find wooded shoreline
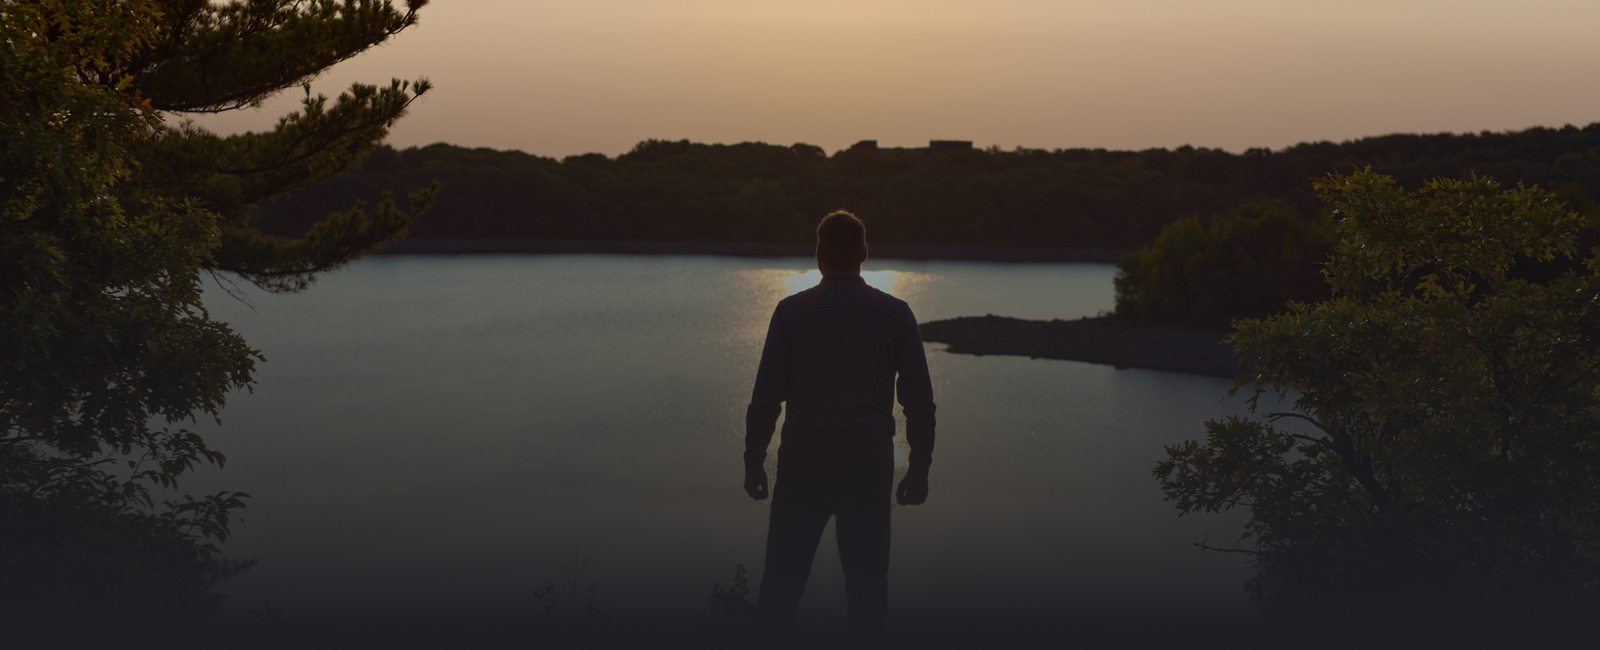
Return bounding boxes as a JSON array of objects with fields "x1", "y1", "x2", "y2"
[
  {"x1": 376, "y1": 238, "x2": 1133, "y2": 263},
  {"x1": 261, "y1": 127, "x2": 1600, "y2": 256}
]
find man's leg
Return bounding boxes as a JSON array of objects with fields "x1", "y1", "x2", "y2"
[
  {"x1": 835, "y1": 466, "x2": 893, "y2": 628},
  {"x1": 757, "y1": 471, "x2": 831, "y2": 629}
]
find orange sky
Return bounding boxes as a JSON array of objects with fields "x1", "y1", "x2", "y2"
[{"x1": 188, "y1": 0, "x2": 1600, "y2": 158}]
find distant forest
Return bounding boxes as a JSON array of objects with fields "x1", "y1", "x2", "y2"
[{"x1": 252, "y1": 124, "x2": 1600, "y2": 249}]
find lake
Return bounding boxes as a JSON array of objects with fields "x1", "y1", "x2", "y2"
[{"x1": 184, "y1": 253, "x2": 1255, "y2": 629}]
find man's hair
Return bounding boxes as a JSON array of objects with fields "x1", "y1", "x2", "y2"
[{"x1": 816, "y1": 211, "x2": 866, "y2": 270}]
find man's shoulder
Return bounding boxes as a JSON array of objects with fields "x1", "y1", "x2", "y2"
[
  {"x1": 870, "y1": 290, "x2": 915, "y2": 319},
  {"x1": 777, "y1": 282, "x2": 914, "y2": 321},
  {"x1": 854, "y1": 283, "x2": 913, "y2": 315}
]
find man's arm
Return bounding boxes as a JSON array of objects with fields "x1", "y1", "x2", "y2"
[
  {"x1": 897, "y1": 306, "x2": 936, "y2": 505},
  {"x1": 744, "y1": 308, "x2": 789, "y2": 500}
]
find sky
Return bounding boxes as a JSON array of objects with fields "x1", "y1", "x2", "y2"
[{"x1": 187, "y1": 0, "x2": 1600, "y2": 159}]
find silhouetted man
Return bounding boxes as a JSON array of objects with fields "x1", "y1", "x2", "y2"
[{"x1": 744, "y1": 210, "x2": 936, "y2": 630}]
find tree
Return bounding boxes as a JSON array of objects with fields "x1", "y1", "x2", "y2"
[
  {"x1": 1154, "y1": 170, "x2": 1600, "y2": 624},
  {"x1": 1, "y1": 0, "x2": 434, "y2": 624},
  {"x1": 1113, "y1": 200, "x2": 1332, "y2": 327}
]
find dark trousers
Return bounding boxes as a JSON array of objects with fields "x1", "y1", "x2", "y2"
[{"x1": 757, "y1": 466, "x2": 893, "y2": 629}]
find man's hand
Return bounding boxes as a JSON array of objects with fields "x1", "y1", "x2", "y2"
[
  {"x1": 744, "y1": 468, "x2": 769, "y2": 501},
  {"x1": 896, "y1": 475, "x2": 929, "y2": 505}
]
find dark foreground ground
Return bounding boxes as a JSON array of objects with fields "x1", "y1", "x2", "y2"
[{"x1": 920, "y1": 315, "x2": 1247, "y2": 379}]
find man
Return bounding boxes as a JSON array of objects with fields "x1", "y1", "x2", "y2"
[{"x1": 744, "y1": 210, "x2": 936, "y2": 629}]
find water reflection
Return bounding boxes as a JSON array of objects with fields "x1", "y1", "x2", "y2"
[
  {"x1": 732, "y1": 268, "x2": 933, "y2": 351},
  {"x1": 777, "y1": 269, "x2": 935, "y2": 302}
]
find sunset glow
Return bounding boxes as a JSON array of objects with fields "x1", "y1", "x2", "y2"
[{"x1": 189, "y1": 0, "x2": 1600, "y2": 158}]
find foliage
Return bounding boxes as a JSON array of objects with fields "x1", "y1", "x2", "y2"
[
  {"x1": 702, "y1": 564, "x2": 757, "y2": 626},
  {"x1": 525, "y1": 549, "x2": 628, "y2": 628},
  {"x1": 1113, "y1": 200, "x2": 1332, "y2": 326},
  {"x1": 1, "y1": 0, "x2": 433, "y2": 624},
  {"x1": 255, "y1": 124, "x2": 1600, "y2": 250},
  {"x1": 1154, "y1": 170, "x2": 1600, "y2": 623}
]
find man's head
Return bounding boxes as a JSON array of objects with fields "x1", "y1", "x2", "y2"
[{"x1": 816, "y1": 211, "x2": 867, "y2": 274}]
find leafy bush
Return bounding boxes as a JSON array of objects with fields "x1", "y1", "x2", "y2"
[
  {"x1": 1113, "y1": 200, "x2": 1332, "y2": 326},
  {"x1": 702, "y1": 564, "x2": 757, "y2": 626},
  {"x1": 0, "y1": 486, "x2": 253, "y2": 625},
  {"x1": 1155, "y1": 171, "x2": 1600, "y2": 624}
]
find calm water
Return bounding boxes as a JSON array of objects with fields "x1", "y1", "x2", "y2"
[{"x1": 185, "y1": 254, "x2": 1254, "y2": 628}]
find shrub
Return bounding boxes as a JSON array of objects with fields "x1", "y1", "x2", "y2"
[
  {"x1": 1113, "y1": 200, "x2": 1332, "y2": 326},
  {"x1": 1155, "y1": 171, "x2": 1600, "y2": 624}
]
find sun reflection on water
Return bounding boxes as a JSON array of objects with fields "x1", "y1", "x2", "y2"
[
  {"x1": 730, "y1": 267, "x2": 938, "y2": 351},
  {"x1": 781, "y1": 269, "x2": 925, "y2": 299}
]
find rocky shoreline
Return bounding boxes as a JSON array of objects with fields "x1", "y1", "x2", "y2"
[{"x1": 919, "y1": 315, "x2": 1248, "y2": 379}]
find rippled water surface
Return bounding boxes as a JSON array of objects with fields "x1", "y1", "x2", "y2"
[{"x1": 188, "y1": 254, "x2": 1253, "y2": 628}]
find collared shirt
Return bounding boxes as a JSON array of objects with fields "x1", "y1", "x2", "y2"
[{"x1": 745, "y1": 273, "x2": 936, "y2": 475}]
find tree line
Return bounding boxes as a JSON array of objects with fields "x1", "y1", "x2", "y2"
[{"x1": 253, "y1": 124, "x2": 1600, "y2": 249}]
